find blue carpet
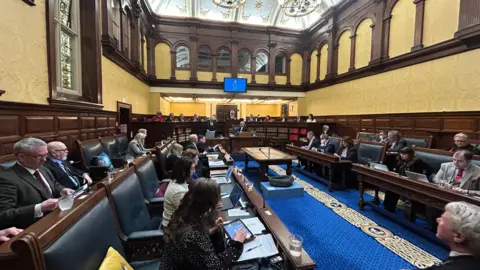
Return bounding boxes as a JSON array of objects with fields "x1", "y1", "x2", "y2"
[{"x1": 234, "y1": 161, "x2": 449, "y2": 270}]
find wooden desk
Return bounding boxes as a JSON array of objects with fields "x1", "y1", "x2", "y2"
[
  {"x1": 232, "y1": 169, "x2": 317, "y2": 270},
  {"x1": 352, "y1": 164, "x2": 480, "y2": 211},
  {"x1": 285, "y1": 145, "x2": 352, "y2": 191},
  {"x1": 230, "y1": 136, "x2": 261, "y2": 154},
  {"x1": 242, "y1": 147, "x2": 295, "y2": 181},
  {"x1": 206, "y1": 137, "x2": 230, "y2": 150}
]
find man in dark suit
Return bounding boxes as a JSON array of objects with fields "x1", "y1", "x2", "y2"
[
  {"x1": 165, "y1": 112, "x2": 175, "y2": 122},
  {"x1": 421, "y1": 201, "x2": 480, "y2": 270},
  {"x1": 298, "y1": 131, "x2": 320, "y2": 170},
  {"x1": 314, "y1": 134, "x2": 336, "y2": 154},
  {"x1": 387, "y1": 130, "x2": 407, "y2": 152},
  {"x1": 0, "y1": 138, "x2": 74, "y2": 230},
  {"x1": 184, "y1": 134, "x2": 199, "y2": 152},
  {"x1": 196, "y1": 135, "x2": 215, "y2": 153},
  {"x1": 234, "y1": 121, "x2": 248, "y2": 135},
  {"x1": 44, "y1": 141, "x2": 92, "y2": 190}
]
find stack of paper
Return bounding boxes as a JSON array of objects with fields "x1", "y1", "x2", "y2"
[
  {"x1": 237, "y1": 234, "x2": 279, "y2": 262},
  {"x1": 242, "y1": 217, "x2": 266, "y2": 235},
  {"x1": 209, "y1": 160, "x2": 225, "y2": 166},
  {"x1": 227, "y1": 209, "x2": 250, "y2": 217}
]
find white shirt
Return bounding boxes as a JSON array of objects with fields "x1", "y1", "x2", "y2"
[
  {"x1": 307, "y1": 137, "x2": 315, "y2": 149},
  {"x1": 306, "y1": 119, "x2": 316, "y2": 123},
  {"x1": 449, "y1": 251, "x2": 472, "y2": 257},
  {"x1": 162, "y1": 180, "x2": 189, "y2": 227},
  {"x1": 16, "y1": 162, "x2": 52, "y2": 218}
]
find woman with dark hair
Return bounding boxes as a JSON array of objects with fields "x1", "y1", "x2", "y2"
[
  {"x1": 162, "y1": 178, "x2": 247, "y2": 269},
  {"x1": 334, "y1": 136, "x2": 358, "y2": 162},
  {"x1": 183, "y1": 149, "x2": 210, "y2": 179},
  {"x1": 306, "y1": 114, "x2": 316, "y2": 123},
  {"x1": 264, "y1": 115, "x2": 273, "y2": 122},
  {"x1": 162, "y1": 157, "x2": 195, "y2": 228}
]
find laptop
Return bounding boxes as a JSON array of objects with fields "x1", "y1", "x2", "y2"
[
  {"x1": 405, "y1": 171, "x2": 430, "y2": 183},
  {"x1": 212, "y1": 167, "x2": 233, "y2": 184},
  {"x1": 370, "y1": 162, "x2": 389, "y2": 172},
  {"x1": 219, "y1": 183, "x2": 243, "y2": 211}
]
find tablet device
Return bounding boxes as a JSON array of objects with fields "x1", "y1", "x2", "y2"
[
  {"x1": 223, "y1": 219, "x2": 255, "y2": 242},
  {"x1": 405, "y1": 171, "x2": 429, "y2": 183}
]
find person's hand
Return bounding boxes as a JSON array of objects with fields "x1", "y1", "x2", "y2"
[
  {"x1": 311, "y1": 148, "x2": 318, "y2": 152},
  {"x1": 40, "y1": 198, "x2": 59, "y2": 212},
  {"x1": 333, "y1": 153, "x2": 339, "y2": 157},
  {"x1": 0, "y1": 227, "x2": 23, "y2": 243},
  {"x1": 60, "y1": 188, "x2": 75, "y2": 197},
  {"x1": 215, "y1": 217, "x2": 224, "y2": 228},
  {"x1": 83, "y1": 174, "x2": 93, "y2": 185},
  {"x1": 233, "y1": 228, "x2": 247, "y2": 243},
  {"x1": 452, "y1": 187, "x2": 468, "y2": 194}
]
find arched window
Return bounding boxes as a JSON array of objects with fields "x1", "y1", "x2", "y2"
[
  {"x1": 275, "y1": 54, "x2": 287, "y2": 74},
  {"x1": 111, "y1": 0, "x2": 121, "y2": 48},
  {"x1": 176, "y1": 45, "x2": 190, "y2": 68},
  {"x1": 238, "y1": 50, "x2": 251, "y2": 73},
  {"x1": 198, "y1": 45, "x2": 212, "y2": 70},
  {"x1": 217, "y1": 48, "x2": 231, "y2": 72},
  {"x1": 256, "y1": 52, "x2": 268, "y2": 73}
]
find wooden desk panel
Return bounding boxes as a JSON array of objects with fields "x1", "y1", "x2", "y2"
[
  {"x1": 242, "y1": 147, "x2": 295, "y2": 181},
  {"x1": 206, "y1": 137, "x2": 229, "y2": 150},
  {"x1": 230, "y1": 136, "x2": 261, "y2": 154}
]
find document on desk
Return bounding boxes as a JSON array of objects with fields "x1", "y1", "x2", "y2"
[
  {"x1": 209, "y1": 160, "x2": 225, "y2": 166},
  {"x1": 228, "y1": 208, "x2": 250, "y2": 217},
  {"x1": 241, "y1": 217, "x2": 266, "y2": 235},
  {"x1": 237, "y1": 234, "x2": 278, "y2": 262}
]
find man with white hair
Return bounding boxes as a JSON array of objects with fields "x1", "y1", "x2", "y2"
[
  {"x1": 184, "y1": 134, "x2": 199, "y2": 151},
  {"x1": 0, "y1": 138, "x2": 74, "y2": 230},
  {"x1": 448, "y1": 133, "x2": 480, "y2": 155},
  {"x1": 44, "y1": 141, "x2": 92, "y2": 190},
  {"x1": 423, "y1": 201, "x2": 480, "y2": 269}
]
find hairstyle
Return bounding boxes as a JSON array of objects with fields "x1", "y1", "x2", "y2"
[
  {"x1": 388, "y1": 130, "x2": 400, "y2": 138},
  {"x1": 198, "y1": 134, "x2": 205, "y2": 141},
  {"x1": 378, "y1": 130, "x2": 387, "y2": 135},
  {"x1": 156, "y1": 111, "x2": 162, "y2": 115},
  {"x1": 454, "y1": 133, "x2": 468, "y2": 140},
  {"x1": 444, "y1": 201, "x2": 480, "y2": 255},
  {"x1": 307, "y1": 131, "x2": 315, "y2": 137},
  {"x1": 138, "y1": 128, "x2": 147, "y2": 134},
  {"x1": 13, "y1": 138, "x2": 47, "y2": 154},
  {"x1": 182, "y1": 148, "x2": 199, "y2": 159},
  {"x1": 188, "y1": 134, "x2": 197, "y2": 142},
  {"x1": 164, "y1": 178, "x2": 221, "y2": 245},
  {"x1": 239, "y1": 121, "x2": 245, "y2": 125},
  {"x1": 265, "y1": 115, "x2": 271, "y2": 119},
  {"x1": 454, "y1": 150, "x2": 474, "y2": 161},
  {"x1": 169, "y1": 143, "x2": 183, "y2": 157},
  {"x1": 342, "y1": 136, "x2": 354, "y2": 148},
  {"x1": 170, "y1": 157, "x2": 194, "y2": 184},
  {"x1": 323, "y1": 125, "x2": 329, "y2": 130},
  {"x1": 308, "y1": 114, "x2": 313, "y2": 119},
  {"x1": 399, "y1": 147, "x2": 414, "y2": 156},
  {"x1": 320, "y1": 134, "x2": 329, "y2": 140}
]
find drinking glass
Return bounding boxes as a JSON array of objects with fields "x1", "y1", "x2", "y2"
[
  {"x1": 245, "y1": 181, "x2": 254, "y2": 192},
  {"x1": 438, "y1": 180, "x2": 451, "y2": 189},
  {"x1": 288, "y1": 234, "x2": 303, "y2": 257},
  {"x1": 107, "y1": 171, "x2": 115, "y2": 181},
  {"x1": 58, "y1": 195, "x2": 74, "y2": 211}
]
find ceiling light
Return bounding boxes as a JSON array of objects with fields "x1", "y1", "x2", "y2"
[
  {"x1": 278, "y1": 0, "x2": 319, "y2": 17},
  {"x1": 197, "y1": 98, "x2": 228, "y2": 102},
  {"x1": 168, "y1": 97, "x2": 194, "y2": 102},
  {"x1": 231, "y1": 99, "x2": 256, "y2": 103},
  {"x1": 212, "y1": 0, "x2": 246, "y2": 9}
]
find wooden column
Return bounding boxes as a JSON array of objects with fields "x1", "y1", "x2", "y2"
[
  {"x1": 349, "y1": 34, "x2": 356, "y2": 72},
  {"x1": 147, "y1": 36, "x2": 155, "y2": 77},
  {"x1": 251, "y1": 56, "x2": 256, "y2": 84},
  {"x1": 315, "y1": 50, "x2": 321, "y2": 82},
  {"x1": 412, "y1": 0, "x2": 426, "y2": 51},
  {"x1": 454, "y1": 0, "x2": 480, "y2": 41},
  {"x1": 212, "y1": 54, "x2": 218, "y2": 82},
  {"x1": 325, "y1": 11, "x2": 338, "y2": 79},
  {"x1": 170, "y1": 50, "x2": 176, "y2": 80},
  {"x1": 268, "y1": 44, "x2": 276, "y2": 84},
  {"x1": 231, "y1": 40, "x2": 238, "y2": 78},
  {"x1": 302, "y1": 45, "x2": 310, "y2": 85},
  {"x1": 382, "y1": 16, "x2": 392, "y2": 60},
  {"x1": 189, "y1": 35, "x2": 198, "y2": 81},
  {"x1": 370, "y1": 0, "x2": 385, "y2": 65},
  {"x1": 286, "y1": 58, "x2": 291, "y2": 86}
]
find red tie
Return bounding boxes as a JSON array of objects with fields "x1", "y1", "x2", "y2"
[{"x1": 454, "y1": 169, "x2": 463, "y2": 183}]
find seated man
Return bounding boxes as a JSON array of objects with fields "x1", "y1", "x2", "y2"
[
  {"x1": 192, "y1": 113, "x2": 200, "y2": 122},
  {"x1": 423, "y1": 201, "x2": 480, "y2": 269},
  {"x1": 376, "y1": 130, "x2": 388, "y2": 143},
  {"x1": 165, "y1": 112, "x2": 176, "y2": 122},
  {"x1": 151, "y1": 111, "x2": 164, "y2": 122},
  {"x1": 386, "y1": 130, "x2": 407, "y2": 153},
  {"x1": 184, "y1": 134, "x2": 199, "y2": 152},
  {"x1": 314, "y1": 134, "x2": 336, "y2": 154},
  {"x1": 0, "y1": 138, "x2": 74, "y2": 230},
  {"x1": 434, "y1": 150, "x2": 480, "y2": 191},
  {"x1": 44, "y1": 141, "x2": 92, "y2": 190},
  {"x1": 322, "y1": 125, "x2": 338, "y2": 137},
  {"x1": 448, "y1": 133, "x2": 480, "y2": 155},
  {"x1": 298, "y1": 131, "x2": 320, "y2": 169},
  {"x1": 247, "y1": 114, "x2": 256, "y2": 122},
  {"x1": 196, "y1": 135, "x2": 214, "y2": 153},
  {"x1": 234, "y1": 121, "x2": 248, "y2": 134}
]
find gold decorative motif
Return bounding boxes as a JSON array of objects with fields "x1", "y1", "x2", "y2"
[
  {"x1": 200, "y1": 6, "x2": 210, "y2": 16},
  {"x1": 242, "y1": 13, "x2": 251, "y2": 21},
  {"x1": 261, "y1": 15, "x2": 269, "y2": 23},
  {"x1": 255, "y1": 0, "x2": 264, "y2": 9},
  {"x1": 221, "y1": 10, "x2": 230, "y2": 19},
  {"x1": 176, "y1": 5, "x2": 187, "y2": 14},
  {"x1": 268, "y1": 165, "x2": 441, "y2": 268}
]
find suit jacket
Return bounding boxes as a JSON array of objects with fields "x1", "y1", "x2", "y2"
[
  {"x1": 422, "y1": 255, "x2": 479, "y2": 270},
  {"x1": 0, "y1": 163, "x2": 65, "y2": 229},
  {"x1": 234, "y1": 126, "x2": 248, "y2": 134},
  {"x1": 165, "y1": 117, "x2": 175, "y2": 122},
  {"x1": 43, "y1": 158, "x2": 87, "y2": 189},
  {"x1": 125, "y1": 140, "x2": 148, "y2": 160},
  {"x1": 336, "y1": 147, "x2": 358, "y2": 163},
  {"x1": 387, "y1": 138, "x2": 407, "y2": 152},
  {"x1": 207, "y1": 121, "x2": 217, "y2": 131},
  {"x1": 395, "y1": 157, "x2": 429, "y2": 177},
  {"x1": 448, "y1": 144, "x2": 480, "y2": 155},
  {"x1": 317, "y1": 141, "x2": 336, "y2": 154},
  {"x1": 433, "y1": 162, "x2": 480, "y2": 190},
  {"x1": 306, "y1": 138, "x2": 320, "y2": 150},
  {"x1": 184, "y1": 142, "x2": 199, "y2": 152}
]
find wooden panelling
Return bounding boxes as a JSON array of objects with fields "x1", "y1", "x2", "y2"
[
  {"x1": 443, "y1": 118, "x2": 476, "y2": 132},
  {"x1": 25, "y1": 116, "x2": 55, "y2": 135},
  {"x1": 361, "y1": 119, "x2": 374, "y2": 127},
  {"x1": 348, "y1": 119, "x2": 360, "y2": 126},
  {"x1": 415, "y1": 118, "x2": 442, "y2": 131},
  {"x1": 0, "y1": 116, "x2": 19, "y2": 136},
  {"x1": 393, "y1": 118, "x2": 414, "y2": 129},
  {"x1": 375, "y1": 119, "x2": 391, "y2": 128},
  {"x1": 58, "y1": 117, "x2": 78, "y2": 131}
]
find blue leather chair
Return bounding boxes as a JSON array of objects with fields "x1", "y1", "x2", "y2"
[
  {"x1": 101, "y1": 136, "x2": 126, "y2": 168},
  {"x1": 133, "y1": 156, "x2": 166, "y2": 216},
  {"x1": 329, "y1": 137, "x2": 341, "y2": 151},
  {"x1": 0, "y1": 154, "x2": 17, "y2": 170},
  {"x1": 357, "y1": 141, "x2": 386, "y2": 165},
  {"x1": 402, "y1": 135, "x2": 432, "y2": 148},
  {"x1": 356, "y1": 132, "x2": 378, "y2": 142},
  {"x1": 414, "y1": 148, "x2": 453, "y2": 179},
  {"x1": 115, "y1": 134, "x2": 129, "y2": 156},
  {"x1": 76, "y1": 138, "x2": 110, "y2": 181}
]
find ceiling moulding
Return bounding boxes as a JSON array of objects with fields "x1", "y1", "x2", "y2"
[{"x1": 151, "y1": 87, "x2": 306, "y2": 98}]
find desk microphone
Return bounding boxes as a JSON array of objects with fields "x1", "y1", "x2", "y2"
[{"x1": 259, "y1": 148, "x2": 270, "y2": 158}]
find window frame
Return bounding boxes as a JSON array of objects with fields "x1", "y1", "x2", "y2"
[
  {"x1": 274, "y1": 54, "x2": 287, "y2": 75},
  {"x1": 216, "y1": 48, "x2": 231, "y2": 73},
  {"x1": 175, "y1": 45, "x2": 191, "y2": 70},
  {"x1": 237, "y1": 50, "x2": 251, "y2": 74},
  {"x1": 255, "y1": 51, "x2": 269, "y2": 74},
  {"x1": 197, "y1": 45, "x2": 213, "y2": 71}
]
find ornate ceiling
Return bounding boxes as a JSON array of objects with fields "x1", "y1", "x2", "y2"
[{"x1": 146, "y1": 0, "x2": 342, "y2": 30}]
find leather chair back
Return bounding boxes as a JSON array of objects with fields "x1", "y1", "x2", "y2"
[
  {"x1": 43, "y1": 198, "x2": 124, "y2": 270},
  {"x1": 0, "y1": 154, "x2": 17, "y2": 170},
  {"x1": 472, "y1": 158, "x2": 480, "y2": 167},
  {"x1": 134, "y1": 156, "x2": 160, "y2": 201},
  {"x1": 402, "y1": 135, "x2": 432, "y2": 148},
  {"x1": 357, "y1": 132, "x2": 377, "y2": 142},
  {"x1": 110, "y1": 172, "x2": 152, "y2": 235},
  {"x1": 414, "y1": 148, "x2": 452, "y2": 174},
  {"x1": 115, "y1": 134, "x2": 129, "y2": 155},
  {"x1": 357, "y1": 142, "x2": 386, "y2": 165},
  {"x1": 329, "y1": 137, "x2": 341, "y2": 150},
  {"x1": 77, "y1": 139, "x2": 105, "y2": 170},
  {"x1": 101, "y1": 136, "x2": 119, "y2": 158},
  {"x1": 155, "y1": 146, "x2": 169, "y2": 180}
]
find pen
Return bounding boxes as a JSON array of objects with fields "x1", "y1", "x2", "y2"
[{"x1": 246, "y1": 244, "x2": 262, "y2": 252}]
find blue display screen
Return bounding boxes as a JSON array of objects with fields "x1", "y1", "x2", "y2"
[
  {"x1": 224, "y1": 220, "x2": 252, "y2": 239},
  {"x1": 224, "y1": 78, "x2": 247, "y2": 93}
]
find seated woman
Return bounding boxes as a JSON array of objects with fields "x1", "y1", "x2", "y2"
[
  {"x1": 334, "y1": 136, "x2": 358, "y2": 162},
  {"x1": 125, "y1": 132, "x2": 148, "y2": 161},
  {"x1": 162, "y1": 157, "x2": 195, "y2": 228},
  {"x1": 306, "y1": 114, "x2": 316, "y2": 123},
  {"x1": 162, "y1": 178, "x2": 247, "y2": 269},
  {"x1": 166, "y1": 143, "x2": 183, "y2": 172},
  {"x1": 182, "y1": 149, "x2": 209, "y2": 179},
  {"x1": 264, "y1": 115, "x2": 274, "y2": 122}
]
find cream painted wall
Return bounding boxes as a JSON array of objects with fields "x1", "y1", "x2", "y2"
[
  {"x1": 0, "y1": 0, "x2": 49, "y2": 104},
  {"x1": 288, "y1": 100, "x2": 298, "y2": 117},
  {"x1": 319, "y1": 45, "x2": 328, "y2": 80},
  {"x1": 160, "y1": 97, "x2": 170, "y2": 114},
  {"x1": 290, "y1": 54, "x2": 303, "y2": 85},
  {"x1": 246, "y1": 104, "x2": 281, "y2": 117},
  {"x1": 310, "y1": 50, "x2": 318, "y2": 83},
  {"x1": 389, "y1": 0, "x2": 416, "y2": 58},
  {"x1": 170, "y1": 102, "x2": 206, "y2": 116},
  {"x1": 354, "y1": 19, "x2": 372, "y2": 69},
  {"x1": 155, "y1": 43, "x2": 171, "y2": 79},
  {"x1": 337, "y1": 31, "x2": 351, "y2": 74},
  {"x1": 423, "y1": 0, "x2": 460, "y2": 47}
]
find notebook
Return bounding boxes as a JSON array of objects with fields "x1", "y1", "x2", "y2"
[{"x1": 212, "y1": 167, "x2": 233, "y2": 184}]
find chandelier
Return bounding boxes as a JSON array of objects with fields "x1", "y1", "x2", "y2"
[
  {"x1": 278, "y1": 0, "x2": 319, "y2": 17},
  {"x1": 212, "y1": 0, "x2": 246, "y2": 9}
]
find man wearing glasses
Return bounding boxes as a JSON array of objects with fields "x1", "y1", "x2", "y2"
[
  {"x1": 0, "y1": 138, "x2": 74, "y2": 230},
  {"x1": 44, "y1": 141, "x2": 92, "y2": 190},
  {"x1": 448, "y1": 133, "x2": 480, "y2": 155}
]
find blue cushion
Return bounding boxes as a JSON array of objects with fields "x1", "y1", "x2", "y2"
[
  {"x1": 130, "y1": 260, "x2": 161, "y2": 270},
  {"x1": 91, "y1": 152, "x2": 114, "y2": 170}
]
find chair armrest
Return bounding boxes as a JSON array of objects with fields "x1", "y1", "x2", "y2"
[
  {"x1": 127, "y1": 230, "x2": 164, "y2": 240},
  {"x1": 149, "y1": 197, "x2": 164, "y2": 204},
  {"x1": 87, "y1": 166, "x2": 110, "y2": 181},
  {"x1": 124, "y1": 230, "x2": 164, "y2": 261}
]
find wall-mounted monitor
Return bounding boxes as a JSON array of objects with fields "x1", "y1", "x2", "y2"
[{"x1": 224, "y1": 78, "x2": 247, "y2": 93}]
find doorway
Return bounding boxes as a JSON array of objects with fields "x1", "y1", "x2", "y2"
[
  {"x1": 216, "y1": 104, "x2": 238, "y2": 121},
  {"x1": 117, "y1": 101, "x2": 132, "y2": 138},
  {"x1": 281, "y1": 104, "x2": 288, "y2": 117}
]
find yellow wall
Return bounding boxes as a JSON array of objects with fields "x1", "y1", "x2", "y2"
[
  {"x1": 288, "y1": 100, "x2": 298, "y2": 117},
  {"x1": 0, "y1": 0, "x2": 49, "y2": 104},
  {"x1": 198, "y1": 71, "x2": 212, "y2": 81},
  {"x1": 290, "y1": 53, "x2": 303, "y2": 85},
  {"x1": 275, "y1": 75, "x2": 287, "y2": 85},
  {"x1": 217, "y1": 72, "x2": 232, "y2": 82},
  {"x1": 337, "y1": 30, "x2": 351, "y2": 74},
  {"x1": 176, "y1": 70, "x2": 191, "y2": 80},
  {"x1": 155, "y1": 43, "x2": 171, "y2": 79},
  {"x1": 239, "y1": 74, "x2": 252, "y2": 83},
  {"x1": 319, "y1": 45, "x2": 328, "y2": 80},
  {"x1": 423, "y1": 0, "x2": 460, "y2": 47},
  {"x1": 298, "y1": 49, "x2": 480, "y2": 115},
  {"x1": 255, "y1": 74, "x2": 269, "y2": 84},
  {"x1": 149, "y1": 93, "x2": 160, "y2": 114},
  {"x1": 389, "y1": 0, "x2": 415, "y2": 58},
  {"x1": 310, "y1": 50, "x2": 318, "y2": 83},
  {"x1": 160, "y1": 97, "x2": 171, "y2": 114},
  {"x1": 354, "y1": 19, "x2": 372, "y2": 69},
  {"x1": 246, "y1": 104, "x2": 281, "y2": 117},
  {"x1": 170, "y1": 102, "x2": 206, "y2": 116},
  {"x1": 102, "y1": 57, "x2": 151, "y2": 114}
]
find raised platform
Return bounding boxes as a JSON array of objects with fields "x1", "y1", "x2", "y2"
[{"x1": 260, "y1": 181, "x2": 304, "y2": 200}]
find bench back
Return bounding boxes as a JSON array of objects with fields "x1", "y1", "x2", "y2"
[{"x1": 357, "y1": 141, "x2": 387, "y2": 165}]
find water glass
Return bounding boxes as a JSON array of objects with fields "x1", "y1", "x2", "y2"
[
  {"x1": 107, "y1": 171, "x2": 115, "y2": 181},
  {"x1": 58, "y1": 195, "x2": 74, "y2": 211},
  {"x1": 438, "y1": 180, "x2": 451, "y2": 189},
  {"x1": 245, "y1": 181, "x2": 254, "y2": 192},
  {"x1": 288, "y1": 234, "x2": 303, "y2": 257}
]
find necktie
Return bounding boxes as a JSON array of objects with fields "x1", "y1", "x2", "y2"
[
  {"x1": 59, "y1": 162, "x2": 79, "y2": 187},
  {"x1": 454, "y1": 169, "x2": 464, "y2": 182},
  {"x1": 33, "y1": 170, "x2": 52, "y2": 198}
]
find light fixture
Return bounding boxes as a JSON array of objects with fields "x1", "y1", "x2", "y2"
[
  {"x1": 278, "y1": 0, "x2": 319, "y2": 17},
  {"x1": 167, "y1": 97, "x2": 194, "y2": 102},
  {"x1": 197, "y1": 98, "x2": 228, "y2": 102},
  {"x1": 264, "y1": 99, "x2": 286, "y2": 103},
  {"x1": 212, "y1": 0, "x2": 246, "y2": 9},
  {"x1": 231, "y1": 99, "x2": 257, "y2": 103}
]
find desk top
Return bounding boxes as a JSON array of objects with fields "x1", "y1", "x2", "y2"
[
  {"x1": 286, "y1": 145, "x2": 352, "y2": 164},
  {"x1": 242, "y1": 147, "x2": 295, "y2": 161}
]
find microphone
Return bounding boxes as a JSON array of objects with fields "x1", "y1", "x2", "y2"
[{"x1": 259, "y1": 148, "x2": 269, "y2": 158}]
